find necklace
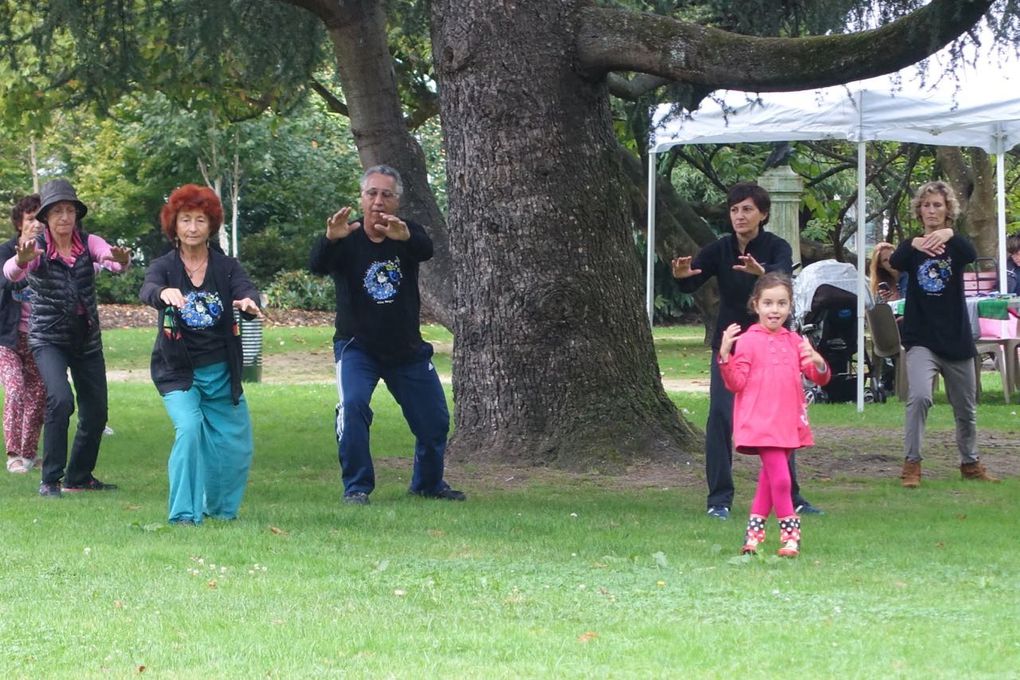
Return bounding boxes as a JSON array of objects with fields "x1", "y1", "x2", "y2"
[{"x1": 183, "y1": 258, "x2": 208, "y2": 278}]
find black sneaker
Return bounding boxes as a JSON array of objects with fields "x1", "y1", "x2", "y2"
[
  {"x1": 39, "y1": 482, "x2": 62, "y2": 498},
  {"x1": 795, "y1": 502, "x2": 824, "y2": 515},
  {"x1": 169, "y1": 518, "x2": 197, "y2": 526},
  {"x1": 342, "y1": 491, "x2": 370, "y2": 505},
  {"x1": 409, "y1": 486, "x2": 467, "y2": 501},
  {"x1": 62, "y1": 477, "x2": 118, "y2": 492}
]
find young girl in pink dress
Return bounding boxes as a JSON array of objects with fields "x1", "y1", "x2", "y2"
[{"x1": 718, "y1": 272, "x2": 829, "y2": 557}]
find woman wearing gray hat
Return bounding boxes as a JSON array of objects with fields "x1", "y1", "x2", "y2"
[{"x1": 2, "y1": 178, "x2": 131, "y2": 497}]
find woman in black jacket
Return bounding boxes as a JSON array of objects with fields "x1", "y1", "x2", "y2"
[
  {"x1": 139, "y1": 184, "x2": 262, "y2": 526},
  {"x1": 3, "y1": 179, "x2": 131, "y2": 497},
  {"x1": 0, "y1": 195, "x2": 46, "y2": 473}
]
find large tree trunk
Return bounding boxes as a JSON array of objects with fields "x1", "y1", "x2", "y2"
[
  {"x1": 306, "y1": 1, "x2": 455, "y2": 325},
  {"x1": 938, "y1": 146, "x2": 998, "y2": 258},
  {"x1": 431, "y1": 1, "x2": 698, "y2": 469}
]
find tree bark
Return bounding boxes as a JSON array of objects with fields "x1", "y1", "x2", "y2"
[
  {"x1": 431, "y1": 1, "x2": 699, "y2": 468},
  {"x1": 938, "y1": 146, "x2": 997, "y2": 258}
]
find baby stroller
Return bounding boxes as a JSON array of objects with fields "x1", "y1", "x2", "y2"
[{"x1": 793, "y1": 260, "x2": 882, "y2": 403}]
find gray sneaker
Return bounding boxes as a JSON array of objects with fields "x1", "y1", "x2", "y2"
[{"x1": 343, "y1": 491, "x2": 370, "y2": 506}]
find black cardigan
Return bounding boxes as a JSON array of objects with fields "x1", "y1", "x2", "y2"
[{"x1": 139, "y1": 248, "x2": 260, "y2": 404}]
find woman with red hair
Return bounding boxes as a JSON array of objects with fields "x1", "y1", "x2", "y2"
[{"x1": 140, "y1": 184, "x2": 262, "y2": 526}]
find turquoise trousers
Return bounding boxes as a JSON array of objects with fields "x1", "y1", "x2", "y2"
[{"x1": 162, "y1": 362, "x2": 253, "y2": 524}]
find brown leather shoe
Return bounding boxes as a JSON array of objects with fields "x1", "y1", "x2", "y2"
[
  {"x1": 901, "y1": 460, "x2": 921, "y2": 488},
  {"x1": 960, "y1": 461, "x2": 999, "y2": 482}
]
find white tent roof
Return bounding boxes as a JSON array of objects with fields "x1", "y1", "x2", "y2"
[{"x1": 651, "y1": 87, "x2": 1020, "y2": 153}]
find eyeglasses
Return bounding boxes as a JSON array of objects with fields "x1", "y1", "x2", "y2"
[{"x1": 362, "y1": 188, "x2": 398, "y2": 200}]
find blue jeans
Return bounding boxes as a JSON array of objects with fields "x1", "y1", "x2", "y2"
[
  {"x1": 162, "y1": 362, "x2": 253, "y2": 523},
  {"x1": 334, "y1": 339, "x2": 449, "y2": 496}
]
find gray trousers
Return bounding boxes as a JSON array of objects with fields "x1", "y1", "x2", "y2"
[{"x1": 904, "y1": 346, "x2": 979, "y2": 464}]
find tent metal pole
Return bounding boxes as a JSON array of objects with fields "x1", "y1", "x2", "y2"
[
  {"x1": 856, "y1": 140, "x2": 867, "y2": 413},
  {"x1": 646, "y1": 151, "x2": 658, "y2": 326},
  {"x1": 996, "y1": 132, "x2": 1007, "y2": 294}
]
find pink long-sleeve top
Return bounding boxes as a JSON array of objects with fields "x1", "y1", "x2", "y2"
[
  {"x1": 3, "y1": 229, "x2": 127, "y2": 333},
  {"x1": 718, "y1": 323, "x2": 830, "y2": 454}
]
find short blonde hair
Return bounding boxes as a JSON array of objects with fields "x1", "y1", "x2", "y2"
[{"x1": 911, "y1": 180, "x2": 960, "y2": 225}]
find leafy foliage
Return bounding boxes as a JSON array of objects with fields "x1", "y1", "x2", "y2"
[{"x1": 263, "y1": 269, "x2": 333, "y2": 311}]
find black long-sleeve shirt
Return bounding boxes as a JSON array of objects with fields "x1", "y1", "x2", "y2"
[
  {"x1": 889, "y1": 234, "x2": 977, "y2": 360},
  {"x1": 675, "y1": 230, "x2": 793, "y2": 350}
]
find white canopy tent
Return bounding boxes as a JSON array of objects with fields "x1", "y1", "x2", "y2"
[{"x1": 647, "y1": 83, "x2": 1020, "y2": 411}]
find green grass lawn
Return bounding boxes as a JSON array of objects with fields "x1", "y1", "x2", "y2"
[{"x1": 1, "y1": 326, "x2": 1018, "y2": 677}]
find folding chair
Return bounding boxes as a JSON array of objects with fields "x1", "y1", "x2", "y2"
[{"x1": 865, "y1": 302, "x2": 907, "y2": 402}]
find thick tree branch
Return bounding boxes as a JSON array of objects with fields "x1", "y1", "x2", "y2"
[
  {"x1": 309, "y1": 77, "x2": 349, "y2": 116},
  {"x1": 607, "y1": 73, "x2": 670, "y2": 100},
  {"x1": 576, "y1": 0, "x2": 993, "y2": 91}
]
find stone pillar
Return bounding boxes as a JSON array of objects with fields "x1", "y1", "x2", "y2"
[{"x1": 758, "y1": 166, "x2": 804, "y2": 270}]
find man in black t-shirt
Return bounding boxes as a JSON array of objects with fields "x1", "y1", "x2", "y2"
[
  {"x1": 310, "y1": 165, "x2": 464, "y2": 505},
  {"x1": 672, "y1": 182, "x2": 819, "y2": 519}
]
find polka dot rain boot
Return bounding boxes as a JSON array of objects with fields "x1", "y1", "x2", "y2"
[
  {"x1": 777, "y1": 515, "x2": 801, "y2": 558},
  {"x1": 741, "y1": 514, "x2": 767, "y2": 555}
]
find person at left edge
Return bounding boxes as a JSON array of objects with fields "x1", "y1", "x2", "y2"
[
  {"x1": 309, "y1": 164, "x2": 464, "y2": 505},
  {"x1": 1, "y1": 194, "x2": 46, "y2": 474},
  {"x1": 139, "y1": 184, "x2": 262, "y2": 526},
  {"x1": 2, "y1": 179, "x2": 130, "y2": 497}
]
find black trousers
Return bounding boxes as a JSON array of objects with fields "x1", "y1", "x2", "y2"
[
  {"x1": 705, "y1": 354, "x2": 809, "y2": 510},
  {"x1": 32, "y1": 344, "x2": 109, "y2": 486}
]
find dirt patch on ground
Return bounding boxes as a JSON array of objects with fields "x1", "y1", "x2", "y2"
[{"x1": 362, "y1": 426, "x2": 1018, "y2": 494}]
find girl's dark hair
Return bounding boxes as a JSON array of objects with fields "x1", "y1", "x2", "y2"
[{"x1": 747, "y1": 271, "x2": 794, "y2": 315}]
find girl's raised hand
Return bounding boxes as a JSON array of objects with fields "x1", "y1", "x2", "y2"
[
  {"x1": 719, "y1": 323, "x2": 742, "y2": 360},
  {"x1": 799, "y1": 337, "x2": 826, "y2": 371}
]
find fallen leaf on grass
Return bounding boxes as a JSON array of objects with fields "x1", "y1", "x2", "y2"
[
  {"x1": 577, "y1": 631, "x2": 599, "y2": 643},
  {"x1": 207, "y1": 579, "x2": 217, "y2": 589},
  {"x1": 269, "y1": 526, "x2": 288, "y2": 536}
]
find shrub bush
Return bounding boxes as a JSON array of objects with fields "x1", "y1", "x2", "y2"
[
  {"x1": 264, "y1": 269, "x2": 334, "y2": 310},
  {"x1": 95, "y1": 265, "x2": 147, "y2": 304}
]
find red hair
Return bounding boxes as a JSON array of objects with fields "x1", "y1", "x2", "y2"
[{"x1": 160, "y1": 184, "x2": 224, "y2": 241}]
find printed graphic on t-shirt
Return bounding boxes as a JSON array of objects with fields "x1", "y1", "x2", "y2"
[
  {"x1": 916, "y1": 257, "x2": 951, "y2": 294},
  {"x1": 363, "y1": 259, "x2": 402, "y2": 303},
  {"x1": 180, "y1": 291, "x2": 224, "y2": 328}
]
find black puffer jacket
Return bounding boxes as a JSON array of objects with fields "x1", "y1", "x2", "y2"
[
  {"x1": 139, "y1": 248, "x2": 260, "y2": 405},
  {"x1": 25, "y1": 231, "x2": 102, "y2": 355}
]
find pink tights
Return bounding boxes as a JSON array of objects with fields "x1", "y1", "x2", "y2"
[{"x1": 749, "y1": 447, "x2": 795, "y2": 518}]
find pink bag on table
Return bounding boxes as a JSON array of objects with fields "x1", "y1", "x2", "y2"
[{"x1": 978, "y1": 315, "x2": 1018, "y2": 339}]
